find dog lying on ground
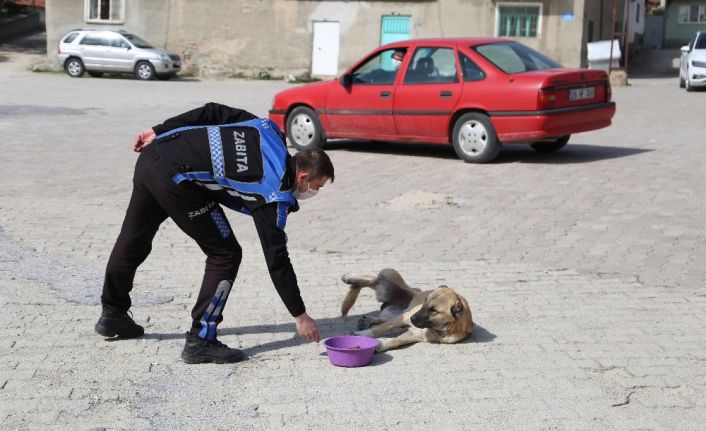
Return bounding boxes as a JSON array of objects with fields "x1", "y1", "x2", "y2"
[{"x1": 341, "y1": 268, "x2": 473, "y2": 352}]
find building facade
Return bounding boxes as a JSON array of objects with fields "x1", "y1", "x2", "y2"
[
  {"x1": 45, "y1": 0, "x2": 631, "y2": 78},
  {"x1": 663, "y1": 0, "x2": 706, "y2": 47}
]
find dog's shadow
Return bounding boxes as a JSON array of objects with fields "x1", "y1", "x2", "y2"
[
  {"x1": 141, "y1": 313, "x2": 495, "y2": 359},
  {"x1": 469, "y1": 324, "x2": 496, "y2": 343}
]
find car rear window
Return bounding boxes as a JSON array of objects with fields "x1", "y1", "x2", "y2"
[
  {"x1": 62, "y1": 32, "x2": 80, "y2": 43},
  {"x1": 474, "y1": 42, "x2": 561, "y2": 74},
  {"x1": 459, "y1": 53, "x2": 486, "y2": 82}
]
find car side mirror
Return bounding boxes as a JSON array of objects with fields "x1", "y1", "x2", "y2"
[
  {"x1": 681, "y1": 45, "x2": 690, "y2": 53},
  {"x1": 340, "y1": 73, "x2": 352, "y2": 87}
]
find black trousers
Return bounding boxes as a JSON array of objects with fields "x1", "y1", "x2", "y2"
[{"x1": 101, "y1": 143, "x2": 242, "y2": 335}]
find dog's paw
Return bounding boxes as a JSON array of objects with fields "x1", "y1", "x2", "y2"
[
  {"x1": 356, "y1": 316, "x2": 371, "y2": 330},
  {"x1": 354, "y1": 329, "x2": 374, "y2": 337},
  {"x1": 375, "y1": 339, "x2": 390, "y2": 353}
]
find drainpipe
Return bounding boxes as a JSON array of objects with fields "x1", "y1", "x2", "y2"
[
  {"x1": 609, "y1": 0, "x2": 617, "y2": 75},
  {"x1": 624, "y1": 0, "x2": 631, "y2": 75},
  {"x1": 599, "y1": 0, "x2": 604, "y2": 38}
]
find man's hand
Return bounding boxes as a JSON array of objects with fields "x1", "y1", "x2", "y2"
[
  {"x1": 294, "y1": 312, "x2": 320, "y2": 343},
  {"x1": 133, "y1": 129, "x2": 156, "y2": 152}
]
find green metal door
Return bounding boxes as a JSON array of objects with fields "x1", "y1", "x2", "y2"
[
  {"x1": 380, "y1": 15, "x2": 410, "y2": 45},
  {"x1": 380, "y1": 16, "x2": 410, "y2": 70}
]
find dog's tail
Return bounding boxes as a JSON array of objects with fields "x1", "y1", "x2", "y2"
[{"x1": 340, "y1": 274, "x2": 375, "y2": 316}]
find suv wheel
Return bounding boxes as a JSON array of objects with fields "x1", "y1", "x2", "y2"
[
  {"x1": 65, "y1": 57, "x2": 85, "y2": 78},
  {"x1": 135, "y1": 61, "x2": 156, "y2": 80}
]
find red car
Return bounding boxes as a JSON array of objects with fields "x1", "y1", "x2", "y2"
[{"x1": 269, "y1": 38, "x2": 616, "y2": 163}]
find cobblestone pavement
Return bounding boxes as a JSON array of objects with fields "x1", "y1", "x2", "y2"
[{"x1": 1, "y1": 47, "x2": 705, "y2": 430}]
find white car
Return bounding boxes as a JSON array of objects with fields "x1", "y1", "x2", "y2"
[
  {"x1": 56, "y1": 29, "x2": 181, "y2": 80},
  {"x1": 680, "y1": 31, "x2": 706, "y2": 91}
]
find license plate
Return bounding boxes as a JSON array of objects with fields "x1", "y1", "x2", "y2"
[{"x1": 569, "y1": 86, "x2": 595, "y2": 101}]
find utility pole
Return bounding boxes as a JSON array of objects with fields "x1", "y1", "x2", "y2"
[
  {"x1": 609, "y1": 0, "x2": 617, "y2": 75},
  {"x1": 624, "y1": 0, "x2": 632, "y2": 76}
]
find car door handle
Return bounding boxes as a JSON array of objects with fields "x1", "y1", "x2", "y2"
[
  {"x1": 440, "y1": 90, "x2": 452, "y2": 98},
  {"x1": 380, "y1": 91, "x2": 391, "y2": 98}
]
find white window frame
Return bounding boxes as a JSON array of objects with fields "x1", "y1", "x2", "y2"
[
  {"x1": 85, "y1": 0, "x2": 125, "y2": 24},
  {"x1": 495, "y1": 2, "x2": 543, "y2": 39},
  {"x1": 678, "y1": 4, "x2": 706, "y2": 24}
]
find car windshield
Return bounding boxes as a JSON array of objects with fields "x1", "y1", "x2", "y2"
[
  {"x1": 696, "y1": 34, "x2": 706, "y2": 50},
  {"x1": 122, "y1": 33, "x2": 154, "y2": 49},
  {"x1": 474, "y1": 42, "x2": 562, "y2": 74}
]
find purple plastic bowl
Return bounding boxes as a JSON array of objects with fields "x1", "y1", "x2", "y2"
[{"x1": 323, "y1": 335, "x2": 379, "y2": 367}]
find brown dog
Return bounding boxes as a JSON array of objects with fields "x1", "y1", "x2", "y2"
[{"x1": 341, "y1": 268, "x2": 473, "y2": 352}]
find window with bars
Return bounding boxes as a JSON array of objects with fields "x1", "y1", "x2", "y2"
[
  {"x1": 497, "y1": 4, "x2": 541, "y2": 38},
  {"x1": 86, "y1": 0, "x2": 124, "y2": 23},
  {"x1": 678, "y1": 4, "x2": 706, "y2": 23}
]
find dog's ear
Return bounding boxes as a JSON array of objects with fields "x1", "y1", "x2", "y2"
[{"x1": 451, "y1": 301, "x2": 464, "y2": 319}]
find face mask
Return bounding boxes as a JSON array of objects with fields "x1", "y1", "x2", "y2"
[
  {"x1": 392, "y1": 58, "x2": 402, "y2": 70},
  {"x1": 294, "y1": 181, "x2": 318, "y2": 200}
]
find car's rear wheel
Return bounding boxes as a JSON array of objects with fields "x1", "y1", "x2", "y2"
[
  {"x1": 530, "y1": 135, "x2": 570, "y2": 152},
  {"x1": 451, "y1": 112, "x2": 501, "y2": 163},
  {"x1": 64, "y1": 57, "x2": 85, "y2": 78},
  {"x1": 87, "y1": 71, "x2": 104, "y2": 78},
  {"x1": 286, "y1": 106, "x2": 327, "y2": 149},
  {"x1": 135, "y1": 61, "x2": 156, "y2": 80}
]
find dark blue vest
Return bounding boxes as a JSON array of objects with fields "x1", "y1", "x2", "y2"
[{"x1": 155, "y1": 118, "x2": 297, "y2": 228}]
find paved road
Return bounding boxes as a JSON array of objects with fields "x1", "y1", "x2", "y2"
[{"x1": 1, "y1": 45, "x2": 705, "y2": 430}]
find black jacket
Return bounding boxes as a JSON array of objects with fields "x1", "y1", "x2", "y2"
[{"x1": 152, "y1": 103, "x2": 306, "y2": 317}]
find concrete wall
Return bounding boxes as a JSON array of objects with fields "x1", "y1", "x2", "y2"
[
  {"x1": 45, "y1": 0, "x2": 592, "y2": 77},
  {"x1": 664, "y1": 0, "x2": 706, "y2": 48}
]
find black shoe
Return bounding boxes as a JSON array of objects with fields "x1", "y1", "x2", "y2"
[
  {"x1": 181, "y1": 332, "x2": 246, "y2": 364},
  {"x1": 95, "y1": 306, "x2": 144, "y2": 339}
]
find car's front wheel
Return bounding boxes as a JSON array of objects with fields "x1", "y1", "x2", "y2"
[
  {"x1": 530, "y1": 135, "x2": 570, "y2": 152},
  {"x1": 680, "y1": 72, "x2": 686, "y2": 88},
  {"x1": 685, "y1": 68, "x2": 696, "y2": 92},
  {"x1": 135, "y1": 61, "x2": 156, "y2": 80},
  {"x1": 451, "y1": 112, "x2": 501, "y2": 163},
  {"x1": 286, "y1": 106, "x2": 327, "y2": 149},
  {"x1": 64, "y1": 57, "x2": 85, "y2": 78}
]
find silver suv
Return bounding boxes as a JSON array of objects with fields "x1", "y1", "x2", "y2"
[{"x1": 56, "y1": 29, "x2": 181, "y2": 80}]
